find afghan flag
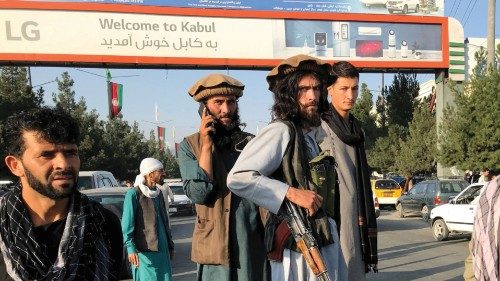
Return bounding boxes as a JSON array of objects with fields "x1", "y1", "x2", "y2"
[
  {"x1": 108, "y1": 82, "x2": 123, "y2": 118},
  {"x1": 158, "y1": 126, "x2": 166, "y2": 149}
]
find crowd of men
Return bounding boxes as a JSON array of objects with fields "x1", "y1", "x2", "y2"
[{"x1": 0, "y1": 54, "x2": 497, "y2": 281}]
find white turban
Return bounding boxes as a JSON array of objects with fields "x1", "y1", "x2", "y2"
[
  {"x1": 134, "y1": 158, "x2": 164, "y2": 198},
  {"x1": 140, "y1": 158, "x2": 164, "y2": 176}
]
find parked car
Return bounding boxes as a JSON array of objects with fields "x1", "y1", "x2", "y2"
[
  {"x1": 77, "y1": 171, "x2": 119, "y2": 190},
  {"x1": 361, "y1": 0, "x2": 388, "y2": 7},
  {"x1": 371, "y1": 179, "x2": 402, "y2": 209},
  {"x1": 166, "y1": 180, "x2": 195, "y2": 216},
  {"x1": 386, "y1": 0, "x2": 421, "y2": 14},
  {"x1": 429, "y1": 182, "x2": 488, "y2": 241},
  {"x1": 396, "y1": 179, "x2": 469, "y2": 220},
  {"x1": 81, "y1": 187, "x2": 130, "y2": 279}
]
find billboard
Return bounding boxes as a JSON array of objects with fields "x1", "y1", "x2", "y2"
[
  {"x1": 0, "y1": 3, "x2": 449, "y2": 69},
  {"x1": 274, "y1": 20, "x2": 442, "y2": 62},
  {"x1": 3, "y1": 0, "x2": 445, "y2": 16}
]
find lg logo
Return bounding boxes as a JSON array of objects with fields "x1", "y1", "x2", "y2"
[{"x1": 4, "y1": 21, "x2": 40, "y2": 41}]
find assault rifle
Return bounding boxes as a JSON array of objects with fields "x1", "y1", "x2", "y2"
[{"x1": 283, "y1": 200, "x2": 331, "y2": 281}]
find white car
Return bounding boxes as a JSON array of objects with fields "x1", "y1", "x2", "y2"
[
  {"x1": 386, "y1": 0, "x2": 420, "y2": 14},
  {"x1": 361, "y1": 0, "x2": 388, "y2": 7},
  {"x1": 77, "y1": 171, "x2": 119, "y2": 190},
  {"x1": 165, "y1": 180, "x2": 195, "y2": 215},
  {"x1": 429, "y1": 182, "x2": 488, "y2": 241}
]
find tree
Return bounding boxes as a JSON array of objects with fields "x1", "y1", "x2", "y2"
[
  {"x1": 386, "y1": 73, "x2": 420, "y2": 129},
  {"x1": 473, "y1": 46, "x2": 487, "y2": 76},
  {"x1": 375, "y1": 86, "x2": 388, "y2": 132},
  {"x1": 395, "y1": 105, "x2": 437, "y2": 179},
  {"x1": 367, "y1": 125, "x2": 406, "y2": 175},
  {"x1": 351, "y1": 83, "x2": 378, "y2": 149},
  {"x1": 100, "y1": 119, "x2": 151, "y2": 181},
  {"x1": 0, "y1": 67, "x2": 44, "y2": 120},
  {"x1": 438, "y1": 67, "x2": 500, "y2": 171},
  {"x1": 52, "y1": 71, "x2": 87, "y2": 116}
]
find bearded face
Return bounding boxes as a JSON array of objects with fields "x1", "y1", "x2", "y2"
[
  {"x1": 13, "y1": 132, "x2": 80, "y2": 200},
  {"x1": 25, "y1": 165, "x2": 78, "y2": 199},
  {"x1": 297, "y1": 74, "x2": 322, "y2": 128}
]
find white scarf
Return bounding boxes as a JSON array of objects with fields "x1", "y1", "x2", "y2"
[{"x1": 134, "y1": 174, "x2": 160, "y2": 198}]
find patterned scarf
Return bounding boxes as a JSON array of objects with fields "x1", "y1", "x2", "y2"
[
  {"x1": 0, "y1": 186, "x2": 115, "y2": 281},
  {"x1": 473, "y1": 176, "x2": 500, "y2": 280},
  {"x1": 322, "y1": 107, "x2": 378, "y2": 273}
]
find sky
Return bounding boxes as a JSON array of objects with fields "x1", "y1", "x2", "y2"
[{"x1": 28, "y1": 0, "x2": 498, "y2": 150}]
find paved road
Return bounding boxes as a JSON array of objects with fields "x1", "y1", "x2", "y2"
[
  {"x1": 157, "y1": 209, "x2": 471, "y2": 281},
  {"x1": 367, "y1": 210, "x2": 470, "y2": 281},
  {"x1": 170, "y1": 215, "x2": 197, "y2": 281}
]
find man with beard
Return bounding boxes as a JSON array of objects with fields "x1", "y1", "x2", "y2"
[
  {"x1": 227, "y1": 54, "x2": 342, "y2": 280},
  {"x1": 0, "y1": 107, "x2": 122, "y2": 280},
  {"x1": 316, "y1": 61, "x2": 378, "y2": 280},
  {"x1": 121, "y1": 158, "x2": 174, "y2": 280},
  {"x1": 178, "y1": 73, "x2": 269, "y2": 281}
]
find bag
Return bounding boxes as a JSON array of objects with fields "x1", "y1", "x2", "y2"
[{"x1": 309, "y1": 150, "x2": 337, "y2": 218}]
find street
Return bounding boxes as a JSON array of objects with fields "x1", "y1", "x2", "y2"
[{"x1": 166, "y1": 210, "x2": 471, "y2": 281}]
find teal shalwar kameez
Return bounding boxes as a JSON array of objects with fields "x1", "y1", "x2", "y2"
[{"x1": 122, "y1": 188, "x2": 173, "y2": 281}]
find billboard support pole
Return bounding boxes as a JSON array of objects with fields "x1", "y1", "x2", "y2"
[{"x1": 487, "y1": 0, "x2": 496, "y2": 67}]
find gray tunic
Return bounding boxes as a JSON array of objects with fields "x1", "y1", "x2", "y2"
[{"x1": 315, "y1": 120, "x2": 366, "y2": 281}]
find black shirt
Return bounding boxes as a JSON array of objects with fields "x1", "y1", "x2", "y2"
[{"x1": 0, "y1": 208, "x2": 123, "y2": 281}]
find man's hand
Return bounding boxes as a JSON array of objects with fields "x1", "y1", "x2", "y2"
[
  {"x1": 199, "y1": 107, "x2": 215, "y2": 147},
  {"x1": 128, "y1": 252, "x2": 139, "y2": 267},
  {"x1": 198, "y1": 106, "x2": 215, "y2": 181},
  {"x1": 285, "y1": 187, "x2": 323, "y2": 216}
]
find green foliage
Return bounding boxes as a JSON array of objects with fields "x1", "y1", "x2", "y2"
[
  {"x1": 473, "y1": 46, "x2": 488, "y2": 76},
  {"x1": 0, "y1": 67, "x2": 44, "y2": 120},
  {"x1": 438, "y1": 67, "x2": 500, "y2": 171},
  {"x1": 386, "y1": 73, "x2": 419, "y2": 129},
  {"x1": 367, "y1": 125, "x2": 406, "y2": 174},
  {"x1": 395, "y1": 105, "x2": 436, "y2": 177},
  {"x1": 52, "y1": 72, "x2": 87, "y2": 116},
  {"x1": 351, "y1": 83, "x2": 378, "y2": 149},
  {"x1": 375, "y1": 86, "x2": 388, "y2": 131}
]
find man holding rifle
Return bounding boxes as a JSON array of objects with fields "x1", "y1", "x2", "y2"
[{"x1": 228, "y1": 55, "x2": 342, "y2": 280}]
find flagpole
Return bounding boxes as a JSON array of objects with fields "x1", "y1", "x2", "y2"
[
  {"x1": 155, "y1": 103, "x2": 159, "y2": 122},
  {"x1": 106, "y1": 69, "x2": 112, "y2": 119}
]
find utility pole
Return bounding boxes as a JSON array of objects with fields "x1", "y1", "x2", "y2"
[{"x1": 487, "y1": 0, "x2": 496, "y2": 67}]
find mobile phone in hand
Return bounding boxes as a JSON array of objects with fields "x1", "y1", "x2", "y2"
[{"x1": 198, "y1": 104, "x2": 216, "y2": 134}]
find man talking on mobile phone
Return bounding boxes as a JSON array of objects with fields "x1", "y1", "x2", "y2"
[{"x1": 178, "y1": 73, "x2": 270, "y2": 281}]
